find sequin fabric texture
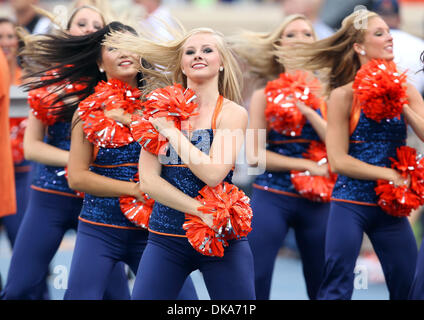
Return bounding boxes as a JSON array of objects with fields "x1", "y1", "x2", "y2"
[
  {"x1": 331, "y1": 110, "x2": 406, "y2": 204},
  {"x1": 31, "y1": 121, "x2": 77, "y2": 195},
  {"x1": 254, "y1": 113, "x2": 322, "y2": 194},
  {"x1": 149, "y1": 129, "x2": 233, "y2": 236},
  {"x1": 80, "y1": 141, "x2": 143, "y2": 228}
]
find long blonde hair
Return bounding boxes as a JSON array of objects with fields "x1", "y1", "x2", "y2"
[
  {"x1": 230, "y1": 14, "x2": 316, "y2": 82},
  {"x1": 103, "y1": 27, "x2": 243, "y2": 103},
  {"x1": 278, "y1": 10, "x2": 379, "y2": 95}
]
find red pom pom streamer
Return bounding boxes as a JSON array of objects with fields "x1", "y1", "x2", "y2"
[
  {"x1": 129, "y1": 113, "x2": 168, "y2": 155},
  {"x1": 375, "y1": 146, "x2": 424, "y2": 217},
  {"x1": 28, "y1": 69, "x2": 63, "y2": 126},
  {"x1": 9, "y1": 118, "x2": 27, "y2": 164},
  {"x1": 353, "y1": 59, "x2": 408, "y2": 122},
  {"x1": 119, "y1": 172, "x2": 154, "y2": 229},
  {"x1": 183, "y1": 182, "x2": 253, "y2": 257},
  {"x1": 78, "y1": 79, "x2": 143, "y2": 148},
  {"x1": 130, "y1": 84, "x2": 198, "y2": 155},
  {"x1": 28, "y1": 69, "x2": 87, "y2": 126},
  {"x1": 290, "y1": 141, "x2": 337, "y2": 202},
  {"x1": 264, "y1": 71, "x2": 322, "y2": 137}
]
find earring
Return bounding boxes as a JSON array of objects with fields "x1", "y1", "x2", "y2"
[
  {"x1": 99, "y1": 67, "x2": 104, "y2": 73},
  {"x1": 219, "y1": 66, "x2": 224, "y2": 72},
  {"x1": 360, "y1": 50, "x2": 366, "y2": 56},
  {"x1": 182, "y1": 70, "x2": 186, "y2": 75}
]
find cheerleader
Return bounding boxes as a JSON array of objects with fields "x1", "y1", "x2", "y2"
[
  {"x1": 283, "y1": 10, "x2": 424, "y2": 299},
  {"x1": 19, "y1": 21, "x2": 198, "y2": 300},
  {"x1": 1, "y1": 6, "x2": 130, "y2": 300},
  {"x1": 408, "y1": 52, "x2": 424, "y2": 300},
  {"x1": 231, "y1": 14, "x2": 331, "y2": 300},
  {"x1": 104, "y1": 27, "x2": 256, "y2": 300},
  {"x1": 0, "y1": 17, "x2": 31, "y2": 248}
]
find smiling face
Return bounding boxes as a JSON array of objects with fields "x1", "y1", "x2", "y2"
[
  {"x1": 355, "y1": 16, "x2": 394, "y2": 63},
  {"x1": 0, "y1": 21, "x2": 18, "y2": 63},
  {"x1": 99, "y1": 38, "x2": 139, "y2": 87},
  {"x1": 180, "y1": 32, "x2": 223, "y2": 84},
  {"x1": 280, "y1": 18, "x2": 315, "y2": 46},
  {"x1": 68, "y1": 7, "x2": 104, "y2": 36}
]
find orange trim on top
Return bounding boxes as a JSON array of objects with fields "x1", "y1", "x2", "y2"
[
  {"x1": 31, "y1": 185, "x2": 82, "y2": 198},
  {"x1": 14, "y1": 165, "x2": 31, "y2": 173},
  {"x1": 349, "y1": 95, "x2": 362, "y2": 136},
  {"x1": 349, "y1": 139, "x2": 406, "y2": 144},
  {"x1": 78, "y1": 216, "x2": 145, "y2": 231},
  {"x1": 268, "y1": 138, "x2": 314, "y2": 144},
  {"x1": 91, "y1": 162, "x2": 138, "y2": 168},
  {"x1": 211, "y1": 95, "x2": 224, "y2": 131},
  {"x1": 148, "y1": 228, "x2": 187, "y2": 238},
  {"x1": 252, "y1": 183, "x2": 302, "y2": 198},
  {"x1": 330, "y1": 197, "x2": 378, "y2": 207},
  {"x1": 319, "y1": 100, "x2": 328, "y2": 120},
  {"x1": 163, "y1": 164, "x2": 188, "y2": 167}
]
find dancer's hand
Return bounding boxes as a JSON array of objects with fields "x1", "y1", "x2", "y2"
[
  {"x1": 307, "y1": 160, "x2": 330, "y2": 178},
  {"x1": 296, "y1": 101, "x2": 313, "y2": 116},
  {"x1": 132, "y1": 182, "x2": 146, "y2": 203},
  {"x1": 149, "y1": 117, "x2": 177, "y2": 138},
  {"x1": 199, "y1": 212, "x2": 216, "y2": 231},
  {"x1": 390, "y1": 170, "x2": 410, "y2": 188},
  {"x1": 104, "y1": 108, "x2": 132, "y2": 126}
]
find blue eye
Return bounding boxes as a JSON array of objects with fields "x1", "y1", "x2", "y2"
[
  {"x1": 203, "y1": 47, "x2": 213, "y2": 53},
  {"x1": 186, "y1": 50, "x2": 195, "y2": 55}
]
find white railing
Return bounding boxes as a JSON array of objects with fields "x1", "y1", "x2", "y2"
[{"x1": 9, "y1": 85, "x2": 29, "y2": 118}]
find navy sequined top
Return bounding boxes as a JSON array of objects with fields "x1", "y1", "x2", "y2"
[
  {"x1": 253, "y1": 108, "x2": 324, "y2": 196},
  {"x1": 31, "y1": 121, "x2": 79, "y2": 196},
  {"x1": 79, "y1": 141, "x2": 143, "y2": 228},
  {"x1": 149, "y1": 129, "x2": 233, "y2": 236},
  {"x1": 331, "y1": 109, "x2": 406, "y2": 204}
]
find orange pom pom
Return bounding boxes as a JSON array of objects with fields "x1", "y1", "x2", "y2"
[
  {"x1": 78, "y1": 79, "x2": 142, "y2": 148},
  {"x1": 142, "y1": 84, "x2": 198, "y2": 121},
  {"x1": 291, "y1": 141, "x2": 337, "y2": 202},
  {"x1": 375, "y1": 146, "x2": 424, "y2": 217},
  {"x1": 183, "y1": 182, "x2": 253, "y2": 257},
  {"x1": 264, "y1": 71, "x2": 321, "y2": 136},
  {"x1": 353, "y1": 59, "x2": 408, "y2": 122},
  {"x1": 129, "y1": 114, "x2": 169, "y2": 155},
  {"x1": 119, "y1": 173, "x2": 154, "y2": 229},
  {"x1": 28, "y1": 69, "x2": 87, "y2": 126},
  {"x1": 183, "y1": 215, "x2": 228, "y2": 257},
  {"x1": 131, "y1": 84, "x2": 199, "y2": 155},
  {"x1": 9, "y1": 118, "x2": 27, "y2": 164}
]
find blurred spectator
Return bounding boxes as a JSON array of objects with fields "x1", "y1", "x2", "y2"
[
  {"x1": 11, "y1": 0, "x2": 51, "y2": 34},
  {"x1": 372, "y1": 0, "x2": 424, "y2": 94},
  {"x1": 0, "y1": 18, "x2": 21, "y2": 84},
  {"x1": 280, "y1": 0, "x2": 334, "y2": 39},
  {"x1": 0, "y1": 49, "x2": 16, "y2": 219},
  {"x1": 1, "y1": 17, "x2": 32, "y2": 249},
  {"x1": 133, "y1": 0, "x2": 179, "y2": 41},
  {"x1": 320, "y1": 0, "x2": 372, "y2": 30}
]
